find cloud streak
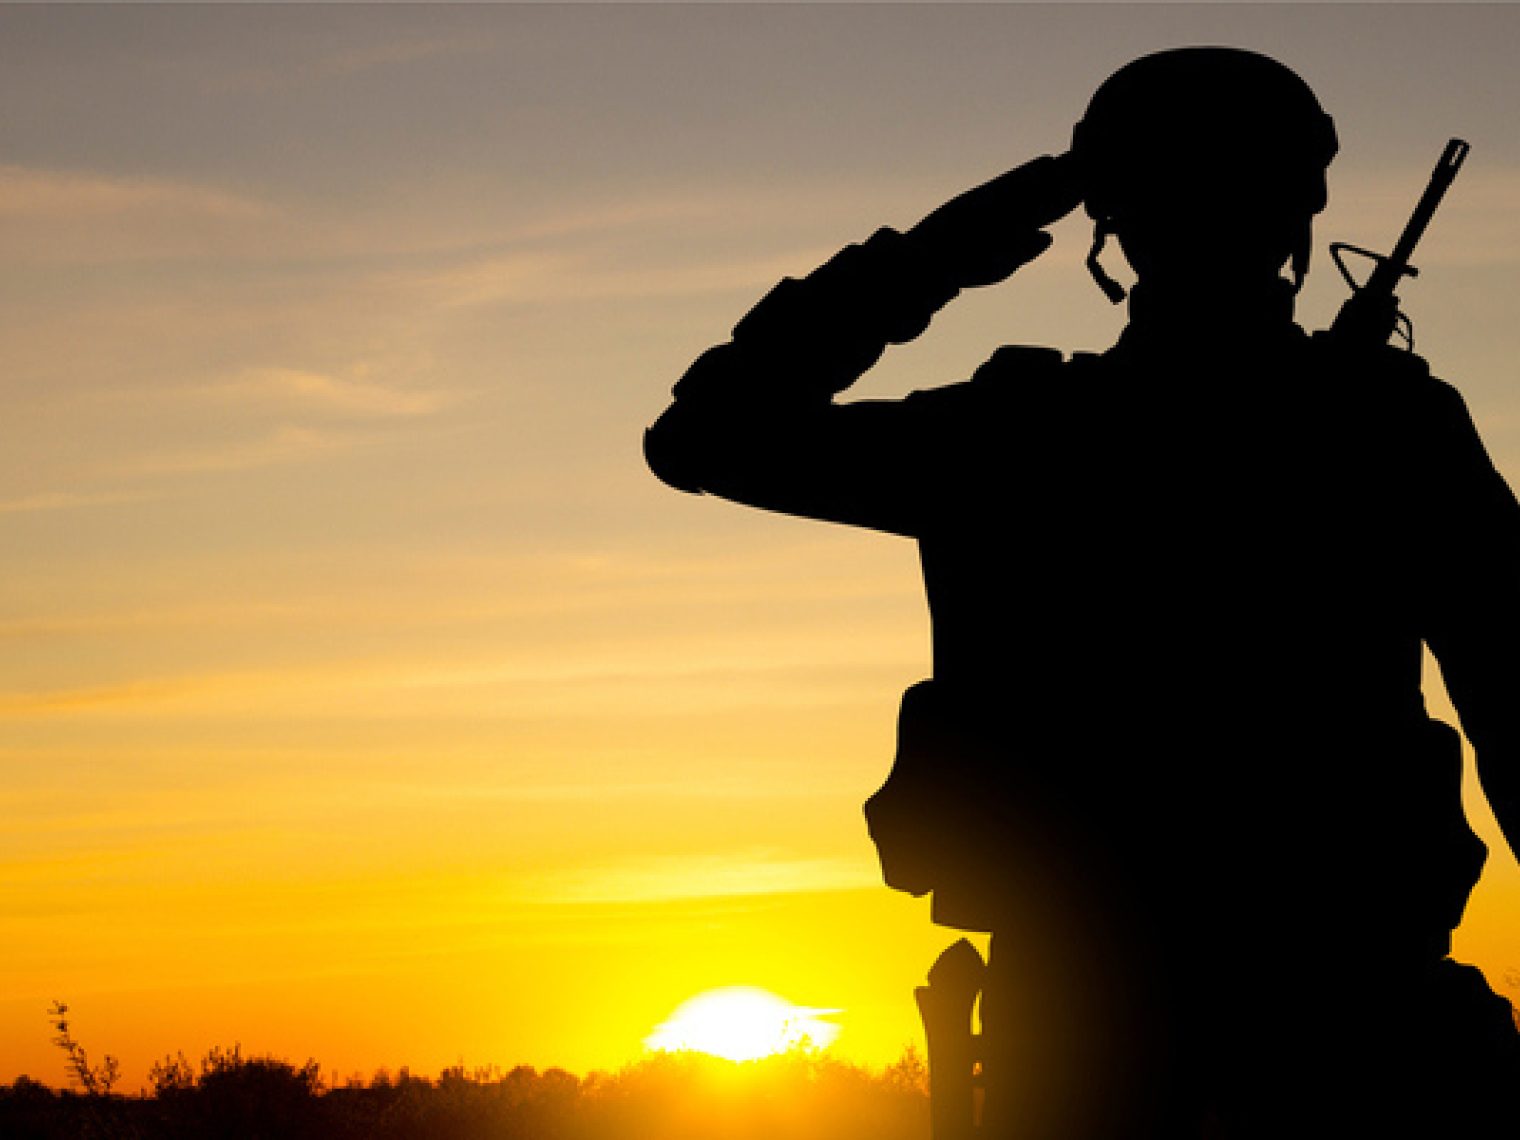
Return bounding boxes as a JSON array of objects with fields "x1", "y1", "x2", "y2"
[
  {"x1": 527, "y1": 854, "x2": 877, "y2": 906},
  {"x1": 213, "y1": 367, "x2": 447, "y2": 418},
  {"x1": 0, "y1": 165, "x2": 268, "y2": 222},
  {"x1": 203, "y1": 34, "x2": 492, "y2": 95},
  {"x1": 0, "y1": 489, "x2": 150, "y2": 515},
  {"x1": 405, "y1": 246, "x2": 824, "y2": 312},
  {"x1": 128, "y1": 424, "x2": 354, "y2": 476}
]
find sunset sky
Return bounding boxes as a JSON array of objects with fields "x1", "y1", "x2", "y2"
[{"x1": 6, "y1": 2, "x2": 1520, "y2": 1090}]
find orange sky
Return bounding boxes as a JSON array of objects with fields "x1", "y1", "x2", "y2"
[{"x1": 5, "y1": 3, "x2": 1520, "y2": 1090}]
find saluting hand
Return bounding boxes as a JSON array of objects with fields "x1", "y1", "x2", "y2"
[{"x1": 907, "y1": 153, "x2": 1083, "y2": 289}]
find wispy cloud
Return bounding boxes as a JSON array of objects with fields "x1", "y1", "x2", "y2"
[
  {"x1": 0, "y1": 678, "x2": 195, "y2": 716},
  {"x1": 407, "y1": 778, "x2": 826, "y2": 806},
  {"x1": 0, "y1": 164, "x2": 280, "y2": 265},
  {"x1": 130, "y1": 424, "x2": 352, "y2": 476},
  {"x1": 413, "y1": 247, "x2": 825, "y2": 311},
  {"x1": 528, "y1": 854, "x2": 877, "y2": 906},
  {"x1": 204, "y1": 35, "x2": 491, "y2": 95},
  {"x1": 0, "y1": 165, "x2": 267, "y2": 222},
  {"x1": 212, "y1": 367, "x2": 447, "y2": 418},
  {"x1": 0, "y1": 489, "x2": 150, "y2": 515}
]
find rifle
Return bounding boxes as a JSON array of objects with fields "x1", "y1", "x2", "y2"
[{"x1": 1328, "y1": 138, "x2": 1470, "y2": 351}]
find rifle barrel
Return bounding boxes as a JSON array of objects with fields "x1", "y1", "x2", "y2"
[{"x1": 1368, "y1": 138, "x2": 1470, "y2": 295}]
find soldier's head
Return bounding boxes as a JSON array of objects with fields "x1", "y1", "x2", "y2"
[{"x1": 1071, "y1": 47, "x2": 1338, "y2": 301}]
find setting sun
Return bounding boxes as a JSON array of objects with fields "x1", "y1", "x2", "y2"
[{"x1": 645, "y1": 987, "x2": 843, "y2": 1062}]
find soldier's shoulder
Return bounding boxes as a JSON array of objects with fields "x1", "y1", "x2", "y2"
[
  {"x1": 1306, "y1": 330, "x2": 1473, "y2": 414},
  {"x1": 1306, "y1": 330, "x2": 1443, "y2": 389}
]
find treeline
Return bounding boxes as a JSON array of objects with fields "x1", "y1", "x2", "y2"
[{"x1": 0, "y1": 1045, "x2": 930, "y2": 1140}]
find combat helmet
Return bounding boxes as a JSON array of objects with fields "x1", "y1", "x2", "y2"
[{"x1": 1071, "y1": 46, "x2": 1338, "y2": 300}]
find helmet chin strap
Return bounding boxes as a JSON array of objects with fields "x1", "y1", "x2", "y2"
[
  {"x1": 1086, "y1": 218, "x2": 1128, "y2": 304},
  {"x1": 1089, "y1": 215, "x2": 1314, "y2": 301}
]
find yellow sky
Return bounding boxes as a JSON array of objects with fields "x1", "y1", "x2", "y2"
[{"x1": 5, "y1": 3, "x2": 1520, "y2": 1089}]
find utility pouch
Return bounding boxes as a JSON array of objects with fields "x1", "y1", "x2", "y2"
[
  {"x1": 864, "y1": 681, "x2": 995, "y2": 912},
  {"x1": 865, "y1": 680, "x2": 1058, "y2": 932},
  {"x1": 864, "y1": 681, "x2": 946, "y2": 898}
]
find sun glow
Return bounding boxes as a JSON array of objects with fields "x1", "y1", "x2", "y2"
[{"x1": 644, "y1": 987, "x2": 842, "y2": 1062}]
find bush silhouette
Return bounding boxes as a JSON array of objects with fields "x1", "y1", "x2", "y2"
[
  {"x1": 148, "y1": 1045, "x2": 323, "y2": 1140},
  {"x1": 6, "y1": 1044, "x2": 928, "y2": 1140}
]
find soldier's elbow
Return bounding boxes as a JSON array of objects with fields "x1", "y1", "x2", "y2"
[{"x1": 643, "y1": 408, "x2": 707, "y2": 495}]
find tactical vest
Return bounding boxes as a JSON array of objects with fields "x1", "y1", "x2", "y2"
[{"x1": 865, "y1": 338, "x2": 1487, "y2": 944}]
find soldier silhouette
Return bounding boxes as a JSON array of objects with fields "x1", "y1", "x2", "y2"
[{"x1": 646, "y1": 47, "x2": 1520, "y2": 1138}]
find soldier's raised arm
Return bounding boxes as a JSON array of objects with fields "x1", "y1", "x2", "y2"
[{"x1": 643, "y1": 153, "x2": 1081, "y2": 537}]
